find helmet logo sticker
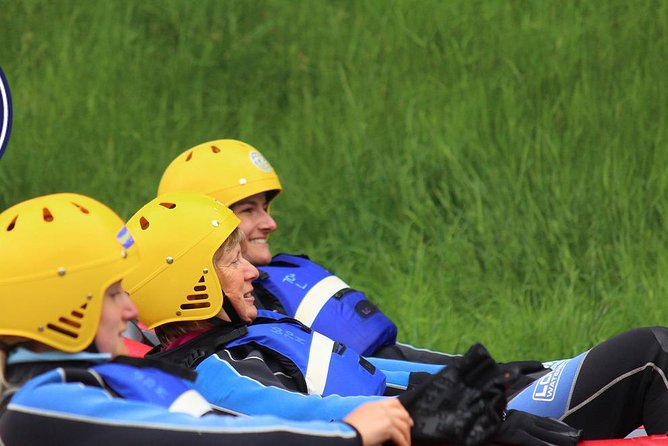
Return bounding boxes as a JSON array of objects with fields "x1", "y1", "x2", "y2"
[
  {"x1": 117, "y1": 226, "x2": 135, "y2": 249},
  {"x1": 249, "y1": 151, "x2": 273, "y2": 172}
]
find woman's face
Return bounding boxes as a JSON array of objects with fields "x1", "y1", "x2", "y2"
[
  {"x1": 214, "y1": 242, "x2": 260, "y2": 323},
  {"x1": 230, "y1": 192, "x2": 277, "y2": 266},
  {"x1": 95, "y1": 280, "x2": 138, "y2": 356}
]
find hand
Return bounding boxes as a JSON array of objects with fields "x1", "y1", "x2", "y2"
[
  {"x1": 399, "y1": 343, "x2": 507, "y2": 446},
  {"x1": 344, "y1": 399, "x2": 413, "y2": 446},
  {"x1": 493, "y1": 410, "x2": 582, "y2": 446}
]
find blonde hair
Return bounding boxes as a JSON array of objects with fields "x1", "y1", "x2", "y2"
[
  {"x1": 213, "y1": 227, "x2": 245, "y2": 265},
  {"x1": 155, "y1": 228, "x2": 245, "y2": 346}
]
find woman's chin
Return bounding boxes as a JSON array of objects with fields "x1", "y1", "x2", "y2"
[
  {"x1": 243, "y1": 307, "x2": 258, "y2": 323},
  {"x1": 245, "y1": 248, "x2": 273, "y2": 266}
]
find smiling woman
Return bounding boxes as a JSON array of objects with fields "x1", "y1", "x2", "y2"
[
  {"x1": 158, "y1": 139, "x2": 282, "y2": 267},
  {"x1": 0, "y1": 193, "x2": 138, "y2": 359},
  {"x1": 229, "y1": 193, "x2": 278, "y2": 266},
  {"x1": 212, "y1": 231, "x2": 259, "y2": 324},
  {"x1": 95, "y1": 281, "x2": 140, "y2": 357}
]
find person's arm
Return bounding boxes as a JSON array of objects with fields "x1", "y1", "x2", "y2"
[
  {"x1": 194, "y1": 351, "x2": 386, "y2": 420},
  {"x1": 367, "y1": 356, "x2": 444, "y2": 374},
  {"x1": 373, "y1": 342, "x2": 461, "y2": 365},
  {"x1": 1, "y1": 369, "x2": 363, "y2": 446},
  {"x1": 366, "y1": 356, "x2": 445, "y2": 394}
]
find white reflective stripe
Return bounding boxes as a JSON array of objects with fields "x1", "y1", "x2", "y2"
[
  {"x1": 305, "y1": 331, "x2": 335, "y2": 395},
  {"x1": 294, "y1": 275, "x2": 350, "y2": 327},
  {"x1": 169, "y1": 389, "x2": 213, "y2": 417}
]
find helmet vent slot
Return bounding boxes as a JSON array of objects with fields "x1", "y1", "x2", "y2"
[
  {"x1": 71, "y1": 202, "x2": 90, "y2": 214},
  {"x1": 45, "y1": 300, "x2": 89, "y2": 339},
  {"x1": 211, "y1": 145, "x2": 220, "y2": 153},
  {"x1": 47, "y1": 323, "x2": 78, "y2": 339},
  {"x1": 182, "y1": 277, "x2": 211, "y2": 310},
  {"x1": 159, "y1": 202, "x2": 176, "y2": 209},
  {"x1": 58, "y1": 317, "x2": 82, "y2": 329},
  {"x1": 186, "y1": 151, "x2": 193, "y2": 161},
  {"x1": 139, "y1": 216, "x2": 150, "y2": 230},
  {"x1": 181, "y1": 302, "x2": 211, "y2": 310},
  {"x1": 186, "y1": 293, "x2": 208, "y2": 301},
  {"x1": 6, "y1": 215, "x2": 17, "y2": 231},
  {"x1": 43, "y1": 208, "x2": 54, "y2": 222}
]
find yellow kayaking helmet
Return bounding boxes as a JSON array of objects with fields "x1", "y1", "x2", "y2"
[
  {"x1": 124, "y1": 191, "x2": 239, "y2": 329},
  {"x1": 157, "y1": 139, "x2": 282, "y2": 206},
  {"x1": 0, "y1": 193, "x2": 138, "y2": 352}
]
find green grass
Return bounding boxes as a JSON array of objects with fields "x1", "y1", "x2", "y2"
[{"x1": 1, "y1": 0, "x2": 668, "y2": 361}]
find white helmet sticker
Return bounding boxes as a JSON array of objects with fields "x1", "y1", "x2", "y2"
[{"x1": 249, "y1": 150, "x2": 273, "y2": 172}]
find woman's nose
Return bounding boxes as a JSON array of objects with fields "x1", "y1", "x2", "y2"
[
  {"x1": 121, "y1": 291, "x2": 139, "y2": 320},
  {"x1": 243, "y1": 258, "x2": 260, "y2": 281},
  {"x1": 260, "y1": 210, "x2": 277, "y2": 232}
]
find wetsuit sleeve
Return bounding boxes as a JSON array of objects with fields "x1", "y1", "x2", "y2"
[
  {"x1": 0, "y1": 370, "x2": 361, "y2": 446},
  {"x1": 372, "y1": 341, "x2": 461, "y2": 365},
  {"x1": 364, "y1": 355, "x2": 445, "y2": 394},
  {"x1": 195, "y1": 352, "x2": 385, "y2": 421},
  {"x1": 368, "y1": 356, "x2": 445, "y2": 374}
]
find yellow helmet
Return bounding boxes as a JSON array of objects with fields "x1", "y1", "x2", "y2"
[
  {"x1": 157, "y1": 139, "x2": 282, "y2": 206},
  {"x1": 124, "y1": 191, "x2": 239, "y2": 329},
  {"x1": 0, "y1": 193, "x2": 138, "y2": 352}
]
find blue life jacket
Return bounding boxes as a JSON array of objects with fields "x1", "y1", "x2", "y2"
[
  {"x1": 507, "y1": 351, "x2": 588, "y2": 417},
  {"x1": 226, "y1": 316, "x2": 387, "y2": 397},
  {"x1": 91, "y1": 360, "x2": 213, "y2": 416},
  {"x1": 255, "y1": 254, "x2": 398, "y2": 356}
]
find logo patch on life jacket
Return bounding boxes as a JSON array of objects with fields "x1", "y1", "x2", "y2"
[
  {"x1": 282, "y1": 273, "x2": 308, "y2": 289},
  {"x1": 269, "y1": 325, "x2": 308, "y2": 345},
  {"x1": 354, "y1": 300, "x2": 379, "y2": 319}
]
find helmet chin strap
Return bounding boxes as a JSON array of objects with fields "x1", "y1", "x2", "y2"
[
  {"x1": 221, "y1": 292, "x2": 243, "y2": 324},
  {"x1": 84, "y1": 340, "x2": 100, "y2": 354}
]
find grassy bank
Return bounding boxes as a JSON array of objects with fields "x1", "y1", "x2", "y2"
[{"x1": 1, "y1": 0, "x2": 667, "y2": 360}]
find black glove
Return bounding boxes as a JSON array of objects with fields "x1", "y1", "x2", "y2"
[
  {"x1": 497, "y1": 361, "x2": 548, "y2": 393},
  {"x1": 498, "y1": 361, "x2": 547, "y2": 376},
  {"x1": 494, "y1": 410, "x2": 582, "y2": 446},
  {"x1": 399, "y1": 343, "x2": 507, "y2": 446}
]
